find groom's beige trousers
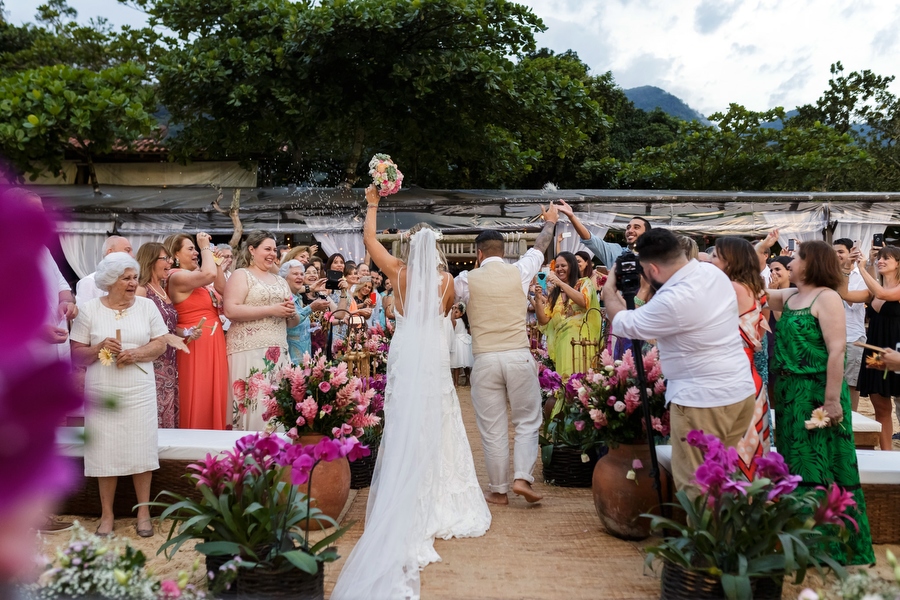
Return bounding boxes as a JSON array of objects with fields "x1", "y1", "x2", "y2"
[{"x1": 470, "y1": 348, "x2": 543, "y2": 494}]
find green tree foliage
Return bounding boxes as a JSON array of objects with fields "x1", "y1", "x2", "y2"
[
  {"x1": 0, "y1": 62, "x2": 156, "y2": 190},
  {"x1": 139, "y1": 0, "x2": 605, "y2": 187},
  {"x1": 793, "y1": 62, "x2": 900, "y2": 190},
  {"x1": 615, "y1": 104, "x2": 868, "y2": 191}
]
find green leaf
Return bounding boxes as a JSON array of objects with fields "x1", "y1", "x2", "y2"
[
  {"x1": 195, "y1": 541, "x2": 244, "y2": 557},
  {"x1": 281, "y1": 550, "x2": 319, "y2": 575}
]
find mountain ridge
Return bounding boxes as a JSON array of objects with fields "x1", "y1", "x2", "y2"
[{"x1": 624, "y1": 85, "x2": 711, "y2": 126}]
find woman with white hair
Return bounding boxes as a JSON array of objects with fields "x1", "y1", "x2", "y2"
[
  {"x1": 281, "y1": 260, "x2": 330, "y2": 363},
  {"x1": 224, "y1": 231, "x2": 298, "y2": 431},
  {"x1": 70, "y1": 253, "x2": 168, "y2": 537}
]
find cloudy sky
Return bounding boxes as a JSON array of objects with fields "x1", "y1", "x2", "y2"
[{"x1": 8, "y1": 0, "x2": 900, "y2": 117}]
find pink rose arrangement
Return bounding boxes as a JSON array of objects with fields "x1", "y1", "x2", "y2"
[
  {"x1": 368, "y1": 153, "x2": 403, "y2": 196},
  {"x1": 233, "y1": 348, "x2": 381, "y2": 439},
  {"x1": 546, "y1": 347, "x2": 668, "y2": 451},
  {"x1": 644, "y1": 430, "x2": 859, "y2": 597}
]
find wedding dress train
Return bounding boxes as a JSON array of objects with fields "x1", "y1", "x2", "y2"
[{"x1": 331, "y1": 229, "x2": 491, "y2": 600}]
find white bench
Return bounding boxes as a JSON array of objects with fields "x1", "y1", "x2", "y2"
[
  {"x1": 57, "y1": 428, "x2": 280, "y2": 517},
  {"x1": 654, "y1": 445, "x2": 900, "y2": 543}
]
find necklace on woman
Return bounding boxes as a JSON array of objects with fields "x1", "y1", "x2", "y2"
[{"x1": 149, "y1": 281, "x2": 170, "y2": 302}]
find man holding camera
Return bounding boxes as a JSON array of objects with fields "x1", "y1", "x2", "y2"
[
  {"x1": 603, "y1": 228, "x2": 756, "y2": 498},
  {"x1": 556, "y1": 200, "x2": 650, "y2": 268}
]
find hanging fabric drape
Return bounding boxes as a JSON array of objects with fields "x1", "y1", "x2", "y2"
[
  {"x1": 57, "y1": 221, "x2": 115, "y2": 278},
  {"x1": 557, "y1": 212, "x2": 616, "y2": 256},
  {"x1": 831, "y1": 205, "x2": 895, "y2": 256},
  {"x1": 762, "y1": 206, "x2": 828, "y2": 249},
  {"x1": 306, "y1": 216, "x2": 365, "y2": 263}
]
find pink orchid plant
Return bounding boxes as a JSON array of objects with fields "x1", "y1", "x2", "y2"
[
  {"x1": 644, "y1": 430, "x2": 857, "y2": 599},
  {"x1": 152, "y1": 433, "x2": 369, "y2": 589},
  {"x1": 233, "y1": 348, "x2": 381, "y2": 440}
]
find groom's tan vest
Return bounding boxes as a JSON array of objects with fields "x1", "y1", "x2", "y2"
[{"x1": 466, "y1": 260, "x2": 528, "y2": 355}]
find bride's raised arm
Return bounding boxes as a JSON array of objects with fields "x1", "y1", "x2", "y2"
[{"x1": 364, "y1": 185, "x2": 403, "y2": 282}]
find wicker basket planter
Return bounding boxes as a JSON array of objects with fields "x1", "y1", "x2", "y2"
[
  {"x1": 660, "y1": 560, "x2": 782, "y2": 600},
  {"x1": 542, "y1": 445, "x2": 603, "y2": 488},
  {"x1": 862, "y1": 483, "x2": 900, "y2": 544},
  {"x1": 236, "y1": 566, "x2": 324, "y2": 600},
  {"x1": 60, "y1": 457, "x2": 197, "y2": 517},
  {"x1": 349, "y1": 443, "x2": 379, "y2": 489}
]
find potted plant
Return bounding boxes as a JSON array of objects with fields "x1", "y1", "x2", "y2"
[
  {"x1": 151, "y1": 433, "x2": 369, "y2": 600},
  {"x1": 348, "y1": 374, "x2": 385, "y2": 489},
  {"x1": 233, "y1": 349, "x2": 380, "y2": 522},
  {"x1": 539, "y1": 364, "x2": 604, "y2": 488},
  {"x1": 644, "y1": 430, "x2": 855, "y2": 600},
  {"x1": 568, "y1": 347, "x2": 670, "y2": 539},
  {"x1": 25, "y1": 522, "x2": 206, "y2": 599}
]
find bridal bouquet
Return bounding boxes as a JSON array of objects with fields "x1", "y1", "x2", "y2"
[
  {"x1": 368, "y1": 153, "x2": 403, "y2": 196},
  {"x1": 233, "y1": 349, "x2": 381, "y2": 439},
  {"x1": 548, "y1": 347, "x2": 669, "y2": 450}
]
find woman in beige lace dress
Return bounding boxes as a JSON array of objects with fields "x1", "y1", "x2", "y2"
[{"x1": 224, "y1": 231, "x2": 298, "y2": 430}]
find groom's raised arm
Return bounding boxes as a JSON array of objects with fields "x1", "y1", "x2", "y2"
[{"x1": 514, "y1": 203, "x2": 559, "y2": 289}]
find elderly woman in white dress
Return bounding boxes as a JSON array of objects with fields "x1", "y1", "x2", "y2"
[{"x1": 70, "y1": 254, "x2": 168, "y2": 537}]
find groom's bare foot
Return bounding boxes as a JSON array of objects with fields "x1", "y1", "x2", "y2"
[
  {"x1": 513, "y1": 479, "x2": 543, "y2": 503},
  {"x1": 484, "y1": 491, "x2": 509, "y2": 505}
]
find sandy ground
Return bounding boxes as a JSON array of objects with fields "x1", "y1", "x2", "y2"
[{"x1": 43, "y1": 389, "x2": 900, "y2": 599}]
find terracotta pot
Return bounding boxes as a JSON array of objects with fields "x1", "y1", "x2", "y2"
[
  {"x1": 592, "y1": 442, "x2": 669, "y2": 540},
  {"x1": 293, "y1": 434, "x2": 351, "y2": 530}
]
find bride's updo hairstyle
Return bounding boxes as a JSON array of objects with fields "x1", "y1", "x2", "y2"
[{"x1": 401, "y1": 223, "x2": 448, "y2": 271}]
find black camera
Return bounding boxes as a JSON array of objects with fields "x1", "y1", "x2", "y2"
[{"x1": 614, "y1": 251, "x2": 643, "y2": 298}]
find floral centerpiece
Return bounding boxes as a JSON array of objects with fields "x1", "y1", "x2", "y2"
[
  {"x1": 543, "y1": 348, "x2": 668, "y2": 456},
  {"x1": 368, "y1": 154, "x2": 403, "y2": 196},
  {"x1": 233, "y1": 349, "x2": 381, "y2": 439},
  {"x1": 25, "y1": 522, "x2": 206, "y2": 600},
  {"x1": 644, "y1": 430, "x2": 855, "y2": 600},
  {"x1": 151, "y1": 433, "x2": 368, "y2": 597},
  {"x1": 366, "y1": 324, "x2": 392, "y2": 375}
]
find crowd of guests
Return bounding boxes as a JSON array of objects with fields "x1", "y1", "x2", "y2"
[{"x1": 21, "y1": 181, "x2": 890, "y2": 557}]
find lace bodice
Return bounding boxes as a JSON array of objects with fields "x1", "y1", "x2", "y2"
[{"x1": 226, "y1": 269, "x2": 291, "y2": 355}]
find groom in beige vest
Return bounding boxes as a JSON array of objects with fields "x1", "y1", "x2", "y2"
[{"x1": 454, "y1": 205, "x2": 558, "y2": 504}]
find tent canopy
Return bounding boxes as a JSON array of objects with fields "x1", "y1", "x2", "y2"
[{"x1": 32, "y1": 184, "x2": 900, "y2": 236}]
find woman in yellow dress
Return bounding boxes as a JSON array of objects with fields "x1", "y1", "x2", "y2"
[{"x1": 531, "y1": 251, "x2": 602, "y2": 379}]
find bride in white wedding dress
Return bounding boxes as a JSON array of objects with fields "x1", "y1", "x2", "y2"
[{"x1": 330, "y1": 187, "x2": 491, "y2": 600}]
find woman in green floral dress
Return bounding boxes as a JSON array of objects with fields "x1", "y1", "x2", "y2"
[{"x1": 768, "y1": 240, "x2": 874, "y2": 565}]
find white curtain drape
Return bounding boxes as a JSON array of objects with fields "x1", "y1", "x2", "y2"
[
  {"x1": 57, "y1": 221, "x2": 115, "y2": 278},
  {"x1": 557, "y1": 212, "x2": 616, "y2": 256},
  {"x1": 832, "y1": 206, "x2": 895, "y2": 256},
  {"x1": 306, "y1": 217, "x2": 366, "y2": 263},
  {"x1": 762, "y1": 207, "x2": 827, "y2": 249}
]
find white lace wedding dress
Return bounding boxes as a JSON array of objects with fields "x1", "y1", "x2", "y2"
[{"x1": 331, "y1": 228, "x2": 491, "y2": 600}]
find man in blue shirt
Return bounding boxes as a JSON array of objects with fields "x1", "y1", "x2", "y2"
[{"x1": 556, "y1": 200, "x2": 651, "y2": 268}]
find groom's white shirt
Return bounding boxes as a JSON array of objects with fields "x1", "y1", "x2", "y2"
[{"x1": 454, "y1": 249, "x2": 544, "y2": 305}]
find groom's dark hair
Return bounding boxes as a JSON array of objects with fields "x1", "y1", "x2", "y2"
[{"x1": 475, "y1": 230, "x2": 505, "y2": 257}]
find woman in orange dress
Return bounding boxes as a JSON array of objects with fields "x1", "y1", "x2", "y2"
[{"x1": 166, "y1": 232, "x2": 229, "y2": 429}]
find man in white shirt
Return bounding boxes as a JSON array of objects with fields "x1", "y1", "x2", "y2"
[
  {"x1": 75, "y1": 236, "x2": 133, "y2": 305},
  {"x1": 603, "y1": 228, "x2": 756, "y2": 498},
  {"x1": 834, "y1": 238, "x2": 868, "y2": 411},
  {"x1": 454, "y1": 204, "x2": 558, "y2": 505}
]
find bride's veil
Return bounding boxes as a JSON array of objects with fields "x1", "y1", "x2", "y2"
[{"x1": 331, "y1": 228, "x2": 443, "y2": 600}]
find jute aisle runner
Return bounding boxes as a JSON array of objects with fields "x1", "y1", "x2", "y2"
[{"x1": 326, "y1": 387, "x2": 660, "y2": 600}]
